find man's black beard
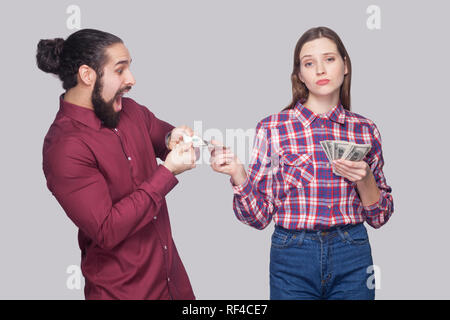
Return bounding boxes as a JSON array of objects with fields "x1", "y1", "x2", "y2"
[{"x1": 91, "y1": 77, "x2": 122, "y2": 129}]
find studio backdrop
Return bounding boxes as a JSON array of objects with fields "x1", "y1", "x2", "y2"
[{"x1": 0, "y1": 0, "x2": 448, "y2": 299}]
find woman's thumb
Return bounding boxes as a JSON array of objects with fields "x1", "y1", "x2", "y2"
[{"x1": 210, "y1": 139, "x2": 223, "y2": 146}]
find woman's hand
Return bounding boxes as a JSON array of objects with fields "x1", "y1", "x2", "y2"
[
  {"x1": 209, "y1": 140, "x2": 247, "y2": 186},
  {"x1": 333, "y1": 159, "x2": 381, "y2": 206},
  {"x1": 332, "y1": 159, "x2": 371, "y2": 183}
]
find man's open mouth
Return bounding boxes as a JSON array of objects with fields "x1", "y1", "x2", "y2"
[
  {"x1": 114, "y1": 94, "x2": 123, "y2": 112},
  {"x1": 114, "y1": 88, "x2": 131, "y2": 112}
]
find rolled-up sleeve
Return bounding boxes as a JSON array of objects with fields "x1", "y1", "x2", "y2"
[
  {"x1": 363, "y1": 124, "x2": 394, "y2": 228},
  {"x1": 232, "y1": 123, "x2": 276, "y2": 230}
]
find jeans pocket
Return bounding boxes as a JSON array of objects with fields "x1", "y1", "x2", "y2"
[
  {"x1": 281, "y1": 153, "x2": 315, "y2": 189},
  {"x1": 341, "y1": 224, "x2": 369, "y2": 245},
  {"x1": 271, "y1": 228, "x2": 301, "y2": 249}
]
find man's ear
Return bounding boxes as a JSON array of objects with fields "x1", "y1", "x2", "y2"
[{"x1": 78, "y1": 65, "x2": 96, "y2": 86}]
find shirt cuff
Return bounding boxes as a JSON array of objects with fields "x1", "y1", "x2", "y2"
[
  {"x1": 231, "y1": 176, "x2": 252, "y2": 198},
  {"x1": 139, "y1": 164, "x2": 178, "y2": 198},
  {"x1": 164, "y1": 130, "x2": 173, "y2": 150},
  {"x1": 363, "y1": 190, "x2": 387, "y2": 216}
]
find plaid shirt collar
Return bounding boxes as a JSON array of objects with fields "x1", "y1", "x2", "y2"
[{"x1": 293, "y1": 100, "x2": 346, "y2": 128}]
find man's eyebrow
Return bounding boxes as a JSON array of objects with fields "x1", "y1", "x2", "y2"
[
  {"x1": 300, "y1": 52, "x2": 337, "y2": 61},
  {"x1": 115, "y1": 58, "x2": 132, "y2": 66}
]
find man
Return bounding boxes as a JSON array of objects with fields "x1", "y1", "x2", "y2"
[{"x1": 37, "y1": 29, "x2": 196, "y2": 299}]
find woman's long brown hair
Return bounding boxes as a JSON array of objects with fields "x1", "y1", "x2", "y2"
[{"x1": 284, "y1": 26, "x2": 352, "y2": 111}]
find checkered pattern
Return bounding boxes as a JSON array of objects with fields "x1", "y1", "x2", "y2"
[{"x1": 232, "y1": 101, "x2": 393, "y2": 231}]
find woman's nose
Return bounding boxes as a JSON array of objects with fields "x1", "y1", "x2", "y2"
[{"x1": 316, "y1": 62, "x2": 326, "y2": 75}]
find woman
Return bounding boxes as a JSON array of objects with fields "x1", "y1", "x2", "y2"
[{"x1": 209, "y1": 26, "x2": 394, "y2": 300}]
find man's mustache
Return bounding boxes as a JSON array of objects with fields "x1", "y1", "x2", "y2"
[{"x1": 116, "y1": 86, "x2": 132, "y2": 98}]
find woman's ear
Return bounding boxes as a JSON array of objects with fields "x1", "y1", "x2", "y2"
[
  {"x1": 78, "y1": 65, "x2": 96, "y2": 87},
  {"x1": 343, "y1": 56, "x2": 348, "y2": 76}
]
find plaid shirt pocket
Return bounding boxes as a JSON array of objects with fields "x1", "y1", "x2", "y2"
[{"x1": 281, "y1": 153, "x2": 315, "y2": 189}]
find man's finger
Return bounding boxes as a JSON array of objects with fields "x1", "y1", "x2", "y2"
[
  {"x1": 180, "y1": 125, "x2": 194, "y2": 136},
  {"x1": 172, "y1": 126, "x2": 193, "y2": 142},
  {"x1": 177, "y1": 142, "x2": 193, "y2": 152}
]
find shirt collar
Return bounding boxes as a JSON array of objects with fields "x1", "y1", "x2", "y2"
[
  {"x1": 293, "y1": 100, "x2": 346, "y2": 127},
  {"x1": 59, "y1": 94, "x2": 102, "y2": 131}
]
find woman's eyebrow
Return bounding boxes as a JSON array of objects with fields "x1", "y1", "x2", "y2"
[{"x1": 300, "y1": 52, "x2": 337, "y2": 61}]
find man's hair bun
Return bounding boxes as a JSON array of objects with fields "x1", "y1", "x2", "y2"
[{"x1": 36, "y1": 38, "x2": 65, "y2": 75}]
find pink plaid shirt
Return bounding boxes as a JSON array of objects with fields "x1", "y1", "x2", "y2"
[{"x1": 232, "y1": 101, "x2": 393, "y2": 231}]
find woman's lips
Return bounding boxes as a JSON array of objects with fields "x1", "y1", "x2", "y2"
[{"x1": 316, "y1": 79, "x2": 330, "y2": 85}]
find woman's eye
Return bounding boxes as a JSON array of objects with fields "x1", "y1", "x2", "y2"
[
  {"x1": 327, "y1": 57, "x2": 335, "y2": 62},
  {"x1": 304, "y1": 62, "x2": 312, "y2": 67}
]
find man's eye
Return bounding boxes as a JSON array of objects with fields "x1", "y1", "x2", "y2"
[{"x1": 117, "y1": 69, "x2": 123, "y2": 74}]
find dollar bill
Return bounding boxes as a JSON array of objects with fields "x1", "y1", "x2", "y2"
[
  {"x1": 344, "y1": 143, "x2": 371, "y2": 161},
  {"x1": 319, "y1": 140, "x2": 371, "y2": 177},
  {"x1": 333, "y1": 140, "x2": 350, "y2": 160},
  {"x1": 320, "y1": 140, "x2": 332, "y2": 162}
]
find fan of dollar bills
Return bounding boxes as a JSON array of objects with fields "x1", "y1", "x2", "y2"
[{"x1": 320, "y1": 140, "x2": 371, "y2": 176}]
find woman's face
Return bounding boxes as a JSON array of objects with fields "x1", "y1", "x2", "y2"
[{"x1": 298, "y1": 37, "x2": 348, "y2": 98}]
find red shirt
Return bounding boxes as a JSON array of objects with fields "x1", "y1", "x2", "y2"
[{"x1": 42, "y1": 95, "x2": 195, "y2": 300}]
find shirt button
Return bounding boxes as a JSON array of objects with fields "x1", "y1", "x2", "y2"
[
  {"x1": 328, "y1": 205, "x2": 332, "y2": 209},
  {"x1": 153, "y1": 216, "x2": 157, "y2": 220},
  {"x1": 321, "y1": 125, "x2": 325, "y2": 128},
  {"x1": 114, "y1": 128, "x2": 118, "y2": 132},
  {"x1": 327, "y1": 183, "x2": 331, "y2": 187},
  {"x1": 127, "y1": 156, "x2": 132, "y2": 161},
  {"x1": 167, "y1": 277, "x2": 171, "y2": 282},
  {"x1": 326, "y1": 163, "x2": 330, "y2": 167},
  {"x1": 163, "y1": 245, "x2": 168, "y2": 250}
]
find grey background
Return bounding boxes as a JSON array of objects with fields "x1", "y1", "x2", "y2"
[{"x1": 0, "y1": 0, "x2": 448, "y2": 299}]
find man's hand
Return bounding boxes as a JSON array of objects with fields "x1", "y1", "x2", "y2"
[
  {"x1": 167, "y1": 126, "x2": 194, "y2": 150},
  {"x1": 163, "y1": 142, "x2": 196, "y2": 175}
]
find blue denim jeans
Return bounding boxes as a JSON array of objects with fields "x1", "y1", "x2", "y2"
[{"x1": 270, "y1": 223, "x2": 375, "y2": 300}]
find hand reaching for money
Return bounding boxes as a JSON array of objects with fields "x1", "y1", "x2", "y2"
[
  {"x1": 168, "y1": 125, "x2": 194, "y2": 150},
  {"x1": 209, "y1": 140, "x2": 247, "y2": 186},
  {"x1": 163, "y1": 142, "x2": 196, "y2": 175}
]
